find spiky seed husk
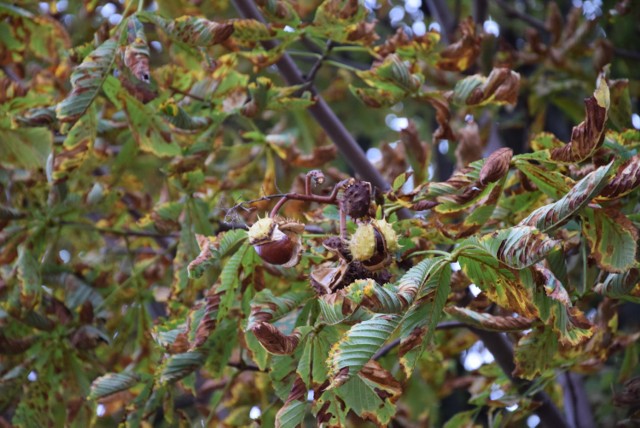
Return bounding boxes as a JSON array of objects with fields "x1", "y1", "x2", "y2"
[
  {"x1": 349, "y1": 223, "x2": 376, "y2": 261},
  {"x1": 372, "y1": 219, "x2": 399, "y2": 252}
]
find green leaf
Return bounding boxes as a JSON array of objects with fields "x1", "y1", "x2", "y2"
[
  {"x1": 0, "y1": 126, "x2": 52, "y2": 170},
  {"x1": 89, "y1": 372, "x2": 140, "y2": 400},
  {"x1": 520, "y1": 162, "x2": 613, "y2": 232},
  {"x1": 458, "y1": 243, "x2": 539, "y2": 319},
  {"x1": 103, "y1": 76, "x2": 182, "y2": 157},
  {"x1": 56, "y1": 39, "x2": 117, "y2": 123},
  {"x1": 275, "y1": 377, "x2": 308, "y2": 428},
  {"x1": 217, "y1": 242, "x2": 249, "y2": 322},
  {"x1": 159, "y1": 351, "x2": 204, "y2": 385},
  {"x1": 335, "y1": 361, "x2": 401, "y2": 426},
  {"x1": 513, "y1": 328, "x2": 557, "y2": 380},
  {"x1": 327, "y1": 314, "x2": 401, "y2": 387},
  {"x1": 514, "y1": 160, "x2": 571, "y2": 199},
  {"x1": 17, "y1": 246, "x2": 41, "y2": 310},
  {"x1": 581, "y1": 208, "x2": 638, "y2": 273}
]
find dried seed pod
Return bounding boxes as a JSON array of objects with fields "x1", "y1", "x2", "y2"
[
  {"x1": 310, "y1": 261, "x2": 349, "y2": 295},
  {"x1": 248, "y1": 217, "x2": 304, "y2": 267},
  {"x1": 322, "y1": 236, "x2": 352, "y2": 261},
  {"x1": 342, "y1": 180, "x2": 372, "y2": 219}
]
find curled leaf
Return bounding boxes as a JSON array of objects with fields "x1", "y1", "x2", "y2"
[
  {"x1": 594, "y1": 269, "x2": 640, "y2": 303},
  {"x1": 479, "y1": 148, "x2": 513, "y2": 185},
  {"x1": 454, "y1": 68, "x2": 520, "y2": 106},
  {"x1": 551, "y1": 77, "x2": 609, "y2": 162},
  {"x1": 494, "y1": 226, "x2": 561, "y2": 269},
  {"x1": 600, "y1": 155, "x2": 640, "y2": 199},
  {"x1": 251, "y1": 322, "x2": 301, "y2": 355},
  {"x1": 445, "y1": 306, "x2": 533, "y2": 332}
]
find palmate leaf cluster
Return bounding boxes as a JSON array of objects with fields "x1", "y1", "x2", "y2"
[{"x1": 1, "y1": 0, "x2": 640, "y2": 427}]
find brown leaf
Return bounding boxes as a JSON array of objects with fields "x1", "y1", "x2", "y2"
[
  {"x1": 445, "y1": 306, "x2": 534, "y2": 332},
  {"x1": 614, "y1": 377, "x2": 640, "y2": 407},
  {"x1": 359, "y1": 360, "x2": 402, "y2": 403},
  {"x1": 455, "y1": 122, "x2": 484, "y2": 169},
  {"x1": 251, "y1": 321, "x2": 300, "y2": 355},
  {"x1": 79, "y1": 301, "x2": 94, "y2": 324},
  {"x1": 600, "y1": 155, "x2": 640, "y2": 199},
  {"x1": 289, "y1": 145, "x2": 337, "y2": 168},
  {"x1": 551, "y1": 96, "x2": 608, "y2": 163},
  {"x1": 437, "y1": 17, "x2": 481, "y2": 72},
  {"x1": 0, "y1": 331, "x2": 35, "y2": 355},
  {"x1": 467, "y1": 68, "x2": 520, "y2": 106},
  {"x1": 191, "y1": 291, "x2": 222, "y2": 349},
  {"x1": 347, "y1": 21, "x2": 379, "y2": 45},
  {"x1": 400, "y1": 121, "x2": 428, "y2": 166},
  {"x1": 479, "y1": 147, "x2": 513, "y2": 185}
]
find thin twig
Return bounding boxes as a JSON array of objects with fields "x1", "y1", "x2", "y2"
[
  {"x1": 493, "y1": 0, "x2": 547, "y2": 33},
  {"x1": 469, "y1": 328, "x2": 570, "y2": 428},
  {"x1": 227, "y1": 361, "x2": 264, "y2": 372},
  {"x1": 372, "y1": 321, "x2": 466, "y2": 360}
]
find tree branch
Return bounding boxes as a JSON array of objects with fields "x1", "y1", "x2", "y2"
[
  {"x1": 232, "y1": 0, "x2": 391, "y2": 192},
  {"x1": 469, "y1": 328, "x2": 570, "y2": 428}
]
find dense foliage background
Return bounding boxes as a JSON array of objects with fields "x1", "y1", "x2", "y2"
[{"x1": 1, "y1": 0, "x2": 640, "y2": 426}]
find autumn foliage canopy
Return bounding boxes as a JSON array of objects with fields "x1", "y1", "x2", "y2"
[{"x1": 1, "y1": 0, "x2": 640, "y2": 427}]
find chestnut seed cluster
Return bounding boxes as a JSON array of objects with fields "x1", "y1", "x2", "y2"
[{"x1": 246, "y1": 176, "x2": 399, "y2": 295}]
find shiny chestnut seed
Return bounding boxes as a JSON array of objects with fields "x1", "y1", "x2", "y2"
[
  {"x1": 248, "y1": 217, "x2": 304, "y2": 267},
  {"x1": 254, "y1": 236, "x2": 296, "y2": 265}
]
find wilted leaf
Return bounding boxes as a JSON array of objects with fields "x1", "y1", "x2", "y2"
[
  {"x1": 531, "y1": 265, "x2": 593, "y2": 346},
  {"x1": 514, "y1": 328, "x2": 557, "y2": 380},
  {"x1": 335, "y1": 360, "x2": 401, "y2": 426},
  {"x1": 600, "y1": 154, "x2": 640, "y2": 199},
  {"x1": 437, "y1": 17, "x2": 480, "y2": 72},
  {"x1": 140, "y1": 13, "x2": 234, "y2": 47},
  {"x1": 446, "y1": 306, "x2": 533, "y2": 332},
  {"x1": 481, "y1": 226, "x2": 561, "y2": 269},
  {"x1": 453, "y1": 68, "x2": 520, "y2": 106},
  {"x1": 275, "y1": 377, "x2": 308, "y2": 428},
  {"x1": 551, "y1": 77, "x2": 609, "y2": 162},
  {"x1": 57, "y1": 39, "x2": 117, "y2": 123},
  {"x1": 479, "y1": 148, "x2": 512, "y2": 185},
  {"x1": 251, "y1": 322, "x2": 302, "y2": 355}
]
